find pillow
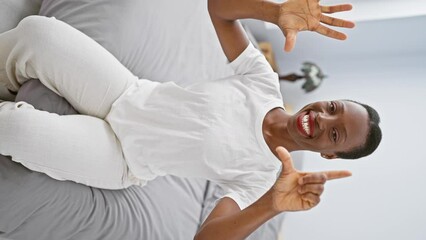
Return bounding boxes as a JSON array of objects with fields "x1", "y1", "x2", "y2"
[
  {"x1": 0, "y1": 0, "x2": 42, "y2": 33},
  {"x1": 39, "y1": 0, "x2": 233, "y2": 86}
]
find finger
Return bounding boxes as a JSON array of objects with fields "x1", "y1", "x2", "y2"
[
  {"x1": 320, "y1": 15, "x2": 355, "y2": 28},
  {"x1": 321, "y1": 4, "x2": 353, "y2": 14},
  {"x1": 298, "y1": 172, "x2": 327, "y2": 185},
  {"x1": 301, "y1": 193, "x2": 321, "y2": 208},
  {"x1": 323, "y1": 170, "x2": 352, "y2": 180},
  {"x1": 284, "y1": 30, "x2": 297, "y2": 52},
  {"x1": 299, "y1": 170, "x2": 351, "y2": 184},
  {"x1": 276, "y1": 146, "x2": 295, "y2": 174},
  {"x1": 314, "y1": 24, "x2": 347, "y2": 40},
  {"x1": 299, "y1": 183, "x2": 325, "y2": 196}
]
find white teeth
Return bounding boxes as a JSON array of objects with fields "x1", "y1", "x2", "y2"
[{"x1": 302, "y1": 115, "x2": 310, "y2": 135}]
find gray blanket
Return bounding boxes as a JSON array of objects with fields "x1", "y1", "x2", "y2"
[{"x1": 0, "y1": 154, "x2": 206, "y2": 239}]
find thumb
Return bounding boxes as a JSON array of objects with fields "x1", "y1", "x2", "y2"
[
  {"x1": 284, "y1": 30, "x2": 297, "y2": 52},
  {"x1": 276, "y1": 146, "x2": 295, "y2": 175}
]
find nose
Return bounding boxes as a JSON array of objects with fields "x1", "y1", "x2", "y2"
[{"x1": 316, "y1": 112, "x2": 336, "y2": 131}]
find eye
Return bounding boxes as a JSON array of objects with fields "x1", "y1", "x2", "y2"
[
  {"x1": 329, "y1": 101, "x2": 336, "y2": 113},
  {"x1": 332, "y1": 128, "x2": 339, "y2": 143}
]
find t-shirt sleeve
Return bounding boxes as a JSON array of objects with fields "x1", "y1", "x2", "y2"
[
  {"x1": 229, "y1": 43, "x2": 281, "y2": 100},
  {"x1": 229, "y1": 42, "x2": 274, "y2": 76},
  {"x1": 218, "y1": 182, "x2": 270, "y2": 210}
]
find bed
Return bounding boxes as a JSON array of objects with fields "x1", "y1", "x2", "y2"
[{"x1": 0, "y1": 0, "x2": 285, "y2": 239}]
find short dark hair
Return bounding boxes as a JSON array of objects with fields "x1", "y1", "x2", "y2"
[{"x1": 335, "y1": 100, "x2": 382, "y2": 159}]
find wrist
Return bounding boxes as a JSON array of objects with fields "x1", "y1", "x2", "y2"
[
  {"x1": 254, "y1": 188, "x2": 284, "y2": 216},
  {"x1": 259, "y1": 1, "x2": 281, "y2": 25}
]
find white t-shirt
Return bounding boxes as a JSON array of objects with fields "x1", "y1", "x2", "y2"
[{"x1": 106, "y1": 43, "x2": 283, "y2": 209}]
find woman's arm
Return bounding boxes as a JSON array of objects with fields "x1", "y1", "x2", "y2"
[
  {"x1": 208, "y1": 0, "x2": 279, "y2": 62},
  {"x1": 194, "y1": 147, "x2": 352, "y2": 240},
  {"x1": 208, "y1": 0, "x2": 355, "y2": 62}
]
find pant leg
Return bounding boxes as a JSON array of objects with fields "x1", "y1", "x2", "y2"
[
  {"x1": 0, "y1": 101, "x2": 136, "y2": 189},
  {"x1": 0, "y1": 16, "x2": 138, "y2": 119}
]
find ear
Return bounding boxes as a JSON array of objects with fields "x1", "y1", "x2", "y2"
[{"x1": 320, "y1": 153, "x2": 338, "y2": 160}]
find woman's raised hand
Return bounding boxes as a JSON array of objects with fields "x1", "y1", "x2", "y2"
[
  {"x1": 271, "y1": 147, "x2": 352, "y2": 212},
  {"x1": 277, "y1": 0, "x2": 355, "y2": 52}
]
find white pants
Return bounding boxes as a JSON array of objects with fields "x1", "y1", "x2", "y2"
[{"x1": 0, "y1": 16, "x2": 140, "y2": 189}]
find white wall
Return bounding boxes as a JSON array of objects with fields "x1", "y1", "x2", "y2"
[
  {"x1": 269, "y1": 0, "x2": 426, "y2": 23},
  {"x1": 280, "y1": 52, "x2": 426, "y2": 240},
  {"x1": 246, "y1": 4, "x2": 426, "y2": 240},
  {"x1": 276, "y1": 16, "x2": 426, "y2": 240},
  {"x1": 327, "y1": 0, "x2": 426, "y2": 22}
]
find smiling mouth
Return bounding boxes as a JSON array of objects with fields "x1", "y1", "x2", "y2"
[
  {"x1": 302, "y1": 115, "x2": 311, "y2": 135},
  {"x1": 297, "y1": 111, "x2": 315, "y2": 137}
]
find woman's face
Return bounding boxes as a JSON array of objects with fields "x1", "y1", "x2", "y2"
[{"x1": 287, "y1": 100, "x2": 369, "y2": 158}]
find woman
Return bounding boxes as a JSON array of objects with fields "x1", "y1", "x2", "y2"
[{"x1": 0, "y1": 0, "x2": 381, "y2": 239}]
